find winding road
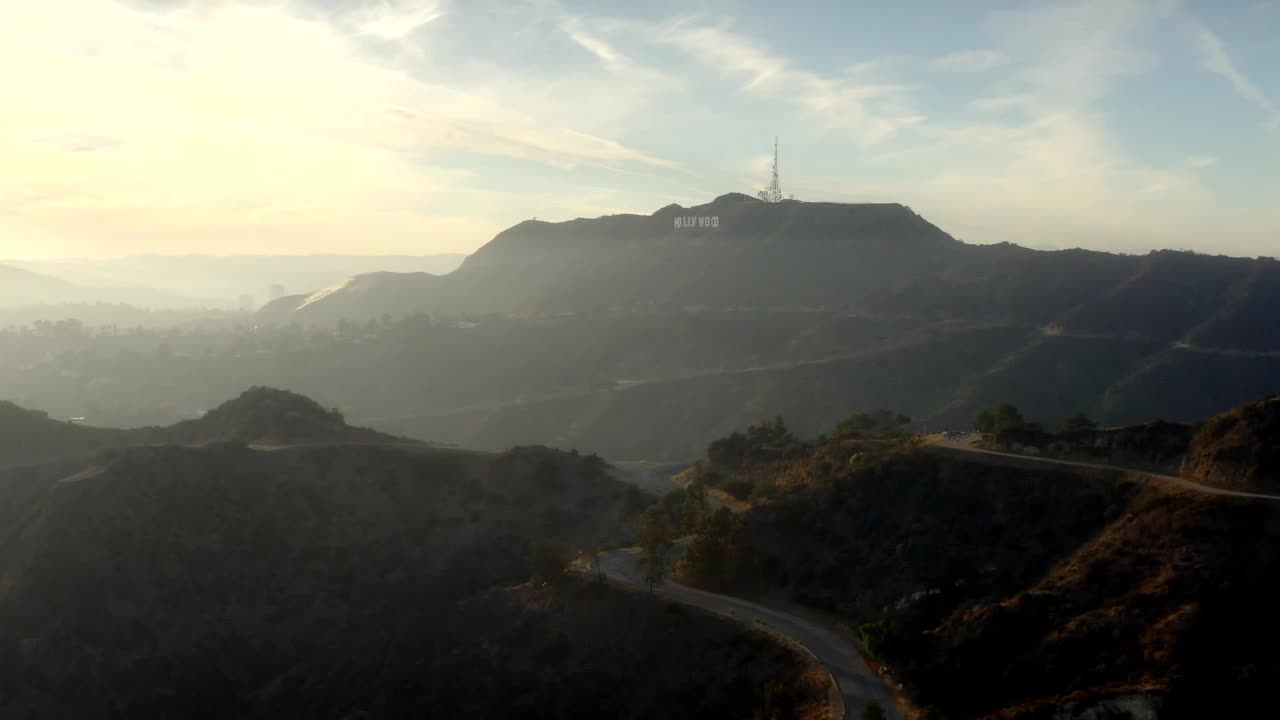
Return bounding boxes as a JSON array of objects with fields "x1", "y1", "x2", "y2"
[
  {"x1": 927, "y1": 436, "x2": 1280, "y2": 502},
  {"x1": 597, "y1": 548, "x2": 901, "y2": 720}
]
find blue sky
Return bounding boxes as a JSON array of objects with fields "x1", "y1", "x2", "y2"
[{"x1": 1, "y1": 0, "x2": 1277, "y2": 258}]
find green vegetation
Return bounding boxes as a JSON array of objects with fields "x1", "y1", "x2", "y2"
[
  {"x1": 834, "y1": 409, "x2": 912, "y2": 439},
  {"x1": 680, "y1": 506, "x2": 738, "y2": 590},
  {"x1": 860, "y1": 700, "x2": 886, "y2": 720},
  {"x1": 973, "y1": 402, "x2": 1046, "y2": 445},
  {"x1": 637, "y1": 505, "x2": 676, "y2": 592}
]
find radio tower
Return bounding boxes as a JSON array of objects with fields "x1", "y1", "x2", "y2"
[{"x1": 757, "y1": 136, "x2": 784, "y2": 203}]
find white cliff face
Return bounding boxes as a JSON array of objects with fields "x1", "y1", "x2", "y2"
[{"x1": 1053, "y1": 693, "x2": 1161, "y2": 720}]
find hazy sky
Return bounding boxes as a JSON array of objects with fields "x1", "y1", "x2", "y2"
[{"x1": 2, "y1": 0, "x2": 1278, "y2": 259}]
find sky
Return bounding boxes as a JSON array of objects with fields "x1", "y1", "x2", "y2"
[{"x1": 1, "y1": 0, "x2": 1278, "y2": 259}]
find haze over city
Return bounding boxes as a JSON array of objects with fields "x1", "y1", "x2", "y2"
[{"x1": 3, "y1": 0, "x2": 1278, "y2": 259}]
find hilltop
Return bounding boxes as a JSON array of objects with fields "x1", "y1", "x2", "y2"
[
  {"x1": 0, "y1": 387, "x2": 830, "y2": 718},
  {"x1": 262, "y1": 196, "x2": 1280, "y2": 355},
  {"x1": 670, "y1": 401, "x2": 1280, "y2": 719},
  {"x1": 1183, "y1": 396, "x2": 1280, "y2": 493},
  {"x1": 260, "y1": 194, "x2": 961, "y2": 321},
  {"x1": 0, "y1": 387, "x2": 402, "y2": 465}
]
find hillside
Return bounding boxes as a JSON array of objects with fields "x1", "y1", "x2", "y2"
[
  {"x1": 1182, "y1": 396, "x2": 1280, "y2": 493},
  {"x1": 0, "y1": 387, "x2": 402, "y2": 466},
  {"x1": 0, "y1": 387, "x2": 831, "y2": 718},
  {"x1": 262, "y1": 194, "x2": 961, "y2": 322},
  {"x1": 676, "y1": 406, "x2": 1280, "y2": 719},
  {"x1": 264, "y1": 197, "x2": 1280, "y2": 362},
  {"x1": 0, "y1": 437, "x2": 653, "y2": 717},
  {"x1": 0, "y1": 264, "x2": 78, "y2": 306},
  {"x1": 221, "y1": 194, "x2": 1280, "y2": 460},
  {"x1": 160, "y1": 386, "x2": 399, "y2": 446}
]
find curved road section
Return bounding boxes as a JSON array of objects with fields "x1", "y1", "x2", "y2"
[
  {"x1": 598, "y1": 549, "x2": 901, "y2": 720},
  {"x1": 928, "y1": 436, "x2": 1280, "y2": 502}
]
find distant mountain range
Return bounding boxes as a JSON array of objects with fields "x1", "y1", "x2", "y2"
[
  {"x1": 0, "y1": 264, "x2": 80, "y2": 306},
  {"x1": 261, "y1": 194, "x2": 1280, "y2": 352},
  {"x1": 4, "y1": 254, "x2": 467, "y2": 310},
  {"x1": 262, "y1": 193, "x2": 962, "y2": 321},
  {"x1": 7, "y1": 196, "x2": 1279, "y2": 461}
]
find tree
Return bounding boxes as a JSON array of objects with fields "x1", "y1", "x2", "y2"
[
  {"x1": 860, "y1": 700, "x2": 886, "y2": 720},
  {"x1": 835, "y1": 409, "x2": 912, "y2": 439},
  {"x1": 746, "y1": 415, "x2": 795, "y2": 448},
  {"x1": 1059, "y1": 413, "x2": 1097, "y2": 433},
  {"x1": 637, "y1": 505, "x2": 675, "y2": 593},
  {"x1": 975, "y1": 403, "x2": 1031, "y2": 441},
  {"x1": 660, "y1": 487, "x2": 688, "y2": 530},
  {"x1": 528, "y1": 539, "x2": 571, "y2": 586},
  {"x1": 683, "y1": 506, "x2": 737, "y2": 588},
  {"x1": 681, "y1": 479, "x2": 710, "y2": 534}
]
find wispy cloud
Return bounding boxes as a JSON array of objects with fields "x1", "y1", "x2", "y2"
[
  {"x1": 988, "y1": 0, "x2": 1176, "y2": 105},
  {"x1": 561, "y1": 17, "x2": 682, "y2": 91},
  {"x1": 355, "y1": 0, "x2": 444, "y2": 39},
  {"x1": 649, "y1": 19, "x2": 922, "y2": 144},
  {"x1": 1193, "y1": 24, "x2": 1280, "y2": 129}
]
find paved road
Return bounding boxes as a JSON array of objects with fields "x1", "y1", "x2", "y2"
[
  {"x1": 598, "y1": 548, "x2": 901, "y2": 720},
  {"x1": 928, "y1": 436, "x2": 1280, "y2": 502}
]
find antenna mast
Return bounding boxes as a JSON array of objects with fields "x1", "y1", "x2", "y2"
[{"x1": 757, "y1": 136, "x2": 785, "y2": 202}]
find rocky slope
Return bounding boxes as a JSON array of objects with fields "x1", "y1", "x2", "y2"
[
  {"x1": 1182, "y1": 396, "x2": 1280, "y2": 493},
  {"x1": 681, "y1": 403, "x2": 1280, "y2": 719}
]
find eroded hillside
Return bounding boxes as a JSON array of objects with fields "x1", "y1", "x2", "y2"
[{"x1": 675, "y1": 408, "x2": 1280, "y2": 719}]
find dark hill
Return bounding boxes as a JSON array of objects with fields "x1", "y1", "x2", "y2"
[
  {"x1": 262, "y1": 196, "x2": 1280, "y2": 357},
  {"x1": 0, "y1": 388, "x2": 402, "y2": 466},
  {"x1": 0, "y1": 438, "x2": 691, "y2": 718},
  {"x1": 0, "y1": 401, "x2": 135, "y2": 465},
  {"x1": 271, "y1": 195, "x2": 962, "y2": 321},
  {"x1": 161, "y1": 386, "x2": 398, "y2": 446}
]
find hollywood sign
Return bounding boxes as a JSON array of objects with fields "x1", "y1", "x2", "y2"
[{"x1": 674, "y1": 215, "x2": 719, "y2": 229}]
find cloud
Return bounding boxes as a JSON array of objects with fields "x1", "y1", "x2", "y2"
[
  {"x1": 988, "y1": 0, "x2": 1175, "y2": 105},
  {"x1": 355, "y1": 0, "x2": 444, "y2": 39},
  {"x1": 0, "y1": 0, "x2": 679, "y2": 257},
  {"x1": 929, "y1": 49, "x2": 1009, "y2": 72},
  {"x1": 817, "y1": 0, "x2": 1275, "y2": 255},
  {"x1": 647, "y1": 19, "x2": 923, "y2": 145},
  {"x1": 1193, "y1": 24, "x2": 1280, "y2": 129},
  {"x1": 561, "y1": 17, "x2": 682, "y2": 91}
]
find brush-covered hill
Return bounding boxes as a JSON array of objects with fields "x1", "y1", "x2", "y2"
[
  {"x1": 1182, "y1": 395, "x2": 1280, "y2": 494},
  {"x1": 676, "y1": 404, "x2": 1280, "y2": 719},
  {"x1": 0, "y1": 388, "x2": 828, "y2": 719}
]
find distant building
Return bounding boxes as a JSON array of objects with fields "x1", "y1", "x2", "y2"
[
  {"x1": 239, "y1": 294, "x2": 255, "y2": 312},
  {"x1": 268, "y1": 284, "x2": 285, "y2": 302}
]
